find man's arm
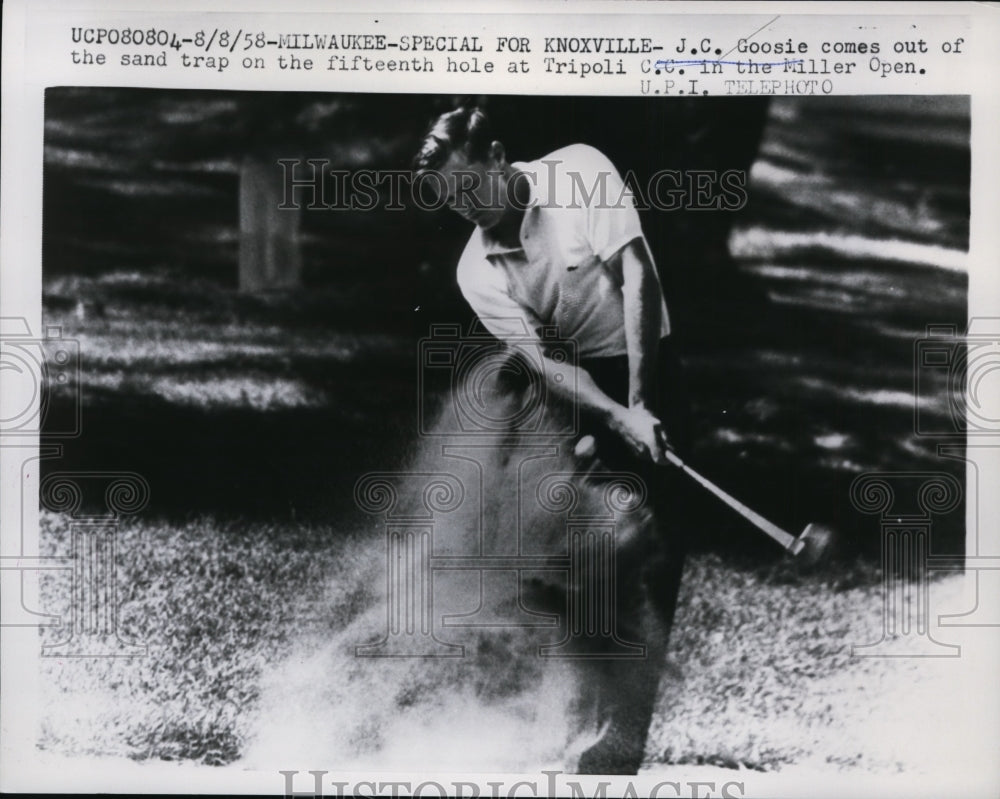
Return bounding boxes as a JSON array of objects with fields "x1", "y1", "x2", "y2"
[
  {"x1": 458, "y1": 238, "x2": 667, "y2": 463},
  {"x1": 533, "y1": 353, "x2": 623, "y2": 420},
  {"x1": 619, "y1": 238, "x2": 663, "y2": 411},
  {"x1": 533, "y1": 239, "x2": 669, "y2": 464},
  {"x1": 577, "y1": 149, "x2": 670, "y2": 463},
  {"x1": 458, "y1": 260, "x2": 625, "y2": 427},
  {"x1": 538, "y1": 349, "x2": 668, "y2": 465}
]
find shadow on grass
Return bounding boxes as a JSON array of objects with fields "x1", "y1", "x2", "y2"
[
  {"x1": 671, "y1": 252, "x2": 967, "y2": 560},
  {"x1": 40, "y1": 292, "x2": 423, "y2": 533},
  {"x1": 41, "y1": 244, "x2": 966, "y2": 564},
  {"x1": 46, "y1": 388, "x2": 411, "y2": 524}
]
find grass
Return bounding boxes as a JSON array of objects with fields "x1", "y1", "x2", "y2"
[
  {"x1": 37, "y1": 512, "x2": 344, "y2": 764},
  {"x1": 37, "y1": 509, "x2": 974, "y2": 776}
]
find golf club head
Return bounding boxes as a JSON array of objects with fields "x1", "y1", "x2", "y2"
[{"x1": 792, "y1": 522, "x2": 837, "y2": 567}]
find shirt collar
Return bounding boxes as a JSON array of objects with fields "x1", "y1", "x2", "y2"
[{"x1": 480, "y1": 161, "x2": 539, "y2": 257}]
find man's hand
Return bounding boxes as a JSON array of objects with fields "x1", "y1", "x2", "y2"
[
  {"x1": 609, "y1": 405, "x2": 669, "y2": 464},
  {"x1": 536, "y1": 353, "x2": 671, "y2": 465}
]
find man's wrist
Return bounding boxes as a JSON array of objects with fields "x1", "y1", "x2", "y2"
[{"x1": 602, "y1": 401, "x2": 627, "y2": 429}]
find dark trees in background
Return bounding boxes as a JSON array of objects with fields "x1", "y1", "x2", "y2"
[
  {"x1": 42, "y1": 90, "x2": 769, "y2": 314},
  {"x1": 239, "y1": 154, "x2": 303, "y2": 292},
  {"x1": 236, "y1": 96, "x2": 308, "y2": 293},
  {"x1": 478, "y1": 97, "x2": 772, "y2": 323},
  {"x1": 232, "y1": 94, "x2": 455, "y2": 294}
]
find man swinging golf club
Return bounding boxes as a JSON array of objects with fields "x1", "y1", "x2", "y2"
[{"x1": 413, "y1": 106, "x2": 691, "y2": 774}]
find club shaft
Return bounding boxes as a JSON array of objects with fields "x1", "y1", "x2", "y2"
[{"x1": 664, "y1": 450, "x2": 798, "y2": 550}]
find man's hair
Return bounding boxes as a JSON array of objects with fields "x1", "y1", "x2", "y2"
[{"x1": 412, "y1": 106, "x2": 493, "y2": 174}]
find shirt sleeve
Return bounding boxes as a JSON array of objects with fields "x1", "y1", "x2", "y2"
[
  {"x1": 576, "y1": 147, "x2": 672, "y2": 338},
  {"x1": 583, "y1": 149, "x2": 647, "y2": 263}
]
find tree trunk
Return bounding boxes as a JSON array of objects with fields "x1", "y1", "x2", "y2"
[{"x1": 238, "y1": 154, "x2": 302, "y2": 293}]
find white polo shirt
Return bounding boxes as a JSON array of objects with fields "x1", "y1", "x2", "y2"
[{"x1": 456, "y1": 144, "x2": 670, "y2": 360}]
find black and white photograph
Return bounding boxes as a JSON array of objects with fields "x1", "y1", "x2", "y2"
[
  {"x1": 22, "y1": 86, "x2": 987, "y2": 785},
  {"x1": 2, "y1": 4, "x2": 999, "y2": 795}
]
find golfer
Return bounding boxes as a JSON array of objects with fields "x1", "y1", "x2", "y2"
[{"x1": 413, "y1": 106, "x2": 690, "y2": 774}]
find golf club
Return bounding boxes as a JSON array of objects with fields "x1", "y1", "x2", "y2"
[{"x1": 574, "y1": 434, "x2": 834, "y2": 563}]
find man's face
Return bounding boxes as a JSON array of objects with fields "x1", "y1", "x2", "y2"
[{"x1": 436, "y1": 149, "x2": 509, "y2": 230}]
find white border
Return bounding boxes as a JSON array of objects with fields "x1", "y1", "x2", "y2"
[{"x1": 2, "y1": 2, "x2": 999, "y2": 795}]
